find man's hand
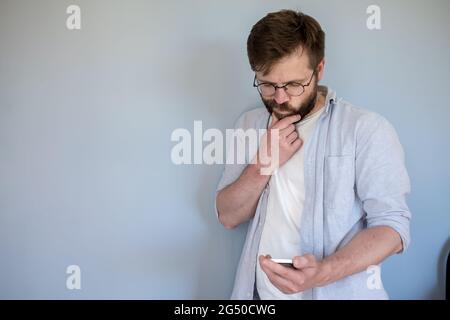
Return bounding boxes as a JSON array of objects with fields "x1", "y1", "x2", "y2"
[
  {"x1": 252, "y1": 113, "x2": 303, "y2": 175},
  {"x1": 258, "y1": 227, "x2": 403, "y2": 294},
  {"x1": 259, "y1": 254, "x2": 332, "y2": 294},
  {"x1": 216, "y1": 112, "x2": 301, "y2": 228}
]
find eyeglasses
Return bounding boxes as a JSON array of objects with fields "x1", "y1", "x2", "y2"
[{"x1": 253, "y1": 70, "x2": 316, "y2": 97}]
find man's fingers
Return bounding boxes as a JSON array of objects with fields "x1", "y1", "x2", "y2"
[
  {"x1": 291, "y1": 138, "x2": 303, "y2": 149},
  {"x1": 280, "y1": 124, "x2": 296, "y2": 138},
  {"x1": 260, "y1": 257, "x2": 306, "y2": 293},
  {"x1": 272, "y1": 114, "x2": 301, "y2": 130},
  {"x1": 262, "y1": 257, "x2": 297, "y2": 279},
  {"x1": 286, "y1": 131, "x2": 298, "y2": 144},
  {"x1": 264, "y1": 267, "x2": 299, "y2": 294}
]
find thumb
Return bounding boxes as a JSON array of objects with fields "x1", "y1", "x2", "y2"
[{"x1": 293, "y1": 254, "x2": 317, "y2": 269}]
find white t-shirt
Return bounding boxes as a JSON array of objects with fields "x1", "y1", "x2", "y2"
[{"x1": 256, "y1": 106, "x2": 325, "y2": 300}]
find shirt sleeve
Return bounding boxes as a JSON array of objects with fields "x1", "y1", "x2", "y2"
[
  {"x1": 214, "y1": 111, "x2": 258, "y2": 220},
  {"x1": 355, "y1": 113, "x2": 412, "y2": 253}
]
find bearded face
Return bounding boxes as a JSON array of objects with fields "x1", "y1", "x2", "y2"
[{"x1": 262, "y1": 77, "x2": 319, "y2": 122}]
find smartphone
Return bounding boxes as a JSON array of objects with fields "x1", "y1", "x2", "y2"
[{"x1": 270, "y1": 258, "x2": 294, "y2": 268}]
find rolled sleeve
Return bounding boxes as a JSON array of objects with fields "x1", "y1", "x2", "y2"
[
  {"x1": 355, "y1": 114, "x2": 412, "y2": 252},
  {"x1": 214, "y1": 162, "x2": 247, "y2": 220},
  {"x1": 214, "y1": 111, "x2": 255, "y2": 220}
]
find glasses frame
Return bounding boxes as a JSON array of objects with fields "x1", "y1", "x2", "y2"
[{"x1": 253, "y1": 69, "x2": 316, "y2": 97}]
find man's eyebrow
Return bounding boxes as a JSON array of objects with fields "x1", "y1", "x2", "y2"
[{"x1": 257, "y1": 78, "x2": 307, "y2": 84}]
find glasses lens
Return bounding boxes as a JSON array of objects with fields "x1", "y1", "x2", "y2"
[
  {"x1": 285, "y1": 84, "x2": 304, "y2": 96},
  {"x1": 258, "y1": 84, "x2": 275, "y2": 96}
]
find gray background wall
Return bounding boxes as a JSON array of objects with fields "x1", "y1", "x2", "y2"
[{"x1": 0, "y1": 0, "x2": 449, "y2": 299}]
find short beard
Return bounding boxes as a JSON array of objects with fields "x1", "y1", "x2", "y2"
[{"x1": 262, "y1": 79, "x2": 318, "y2": 123}]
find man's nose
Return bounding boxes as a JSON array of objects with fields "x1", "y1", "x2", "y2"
[{"x1": 274, "y1": 88, "x2": 290, "y2": 104}]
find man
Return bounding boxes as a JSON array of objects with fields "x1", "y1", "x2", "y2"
[{"x1": 215, "y1": 10, "x2": 411, "y2": 299}]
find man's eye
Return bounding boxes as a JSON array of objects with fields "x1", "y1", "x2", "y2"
[{"x1": 287, "y1": 83, "x2": 302, "y2": 88}]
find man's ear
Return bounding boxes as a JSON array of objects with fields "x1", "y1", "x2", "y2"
[{"x1": 316, "y1": 58, "x2": 326, "y2": 82}]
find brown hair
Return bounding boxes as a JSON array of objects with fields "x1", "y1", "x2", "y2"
[{"x1": 247, "y1": 10, "x2": 325, "y2": 75}]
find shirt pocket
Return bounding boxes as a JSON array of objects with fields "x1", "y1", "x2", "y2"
[{"x1": 324, "y1": 155, "x2": 355, "y2": 210}]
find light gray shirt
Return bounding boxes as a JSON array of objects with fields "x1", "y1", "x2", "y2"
[{"x1": 215, "y1": 87, "x2": 412, "y2": 299}]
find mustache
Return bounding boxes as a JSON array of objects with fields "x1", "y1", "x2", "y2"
[
  {"x1": 266, "y1": 101, "x2": 290, "y2": 112},
  {"x1": 262, "y1": 82, "x2": 319, "y2": 120},
  {"x1": 263, "y1": 96, "x2": 316, "y2": 119}
]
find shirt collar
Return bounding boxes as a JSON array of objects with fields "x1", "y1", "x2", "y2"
[{"x1": 319, "y1": 85, "x2": 337, "y2": 113}]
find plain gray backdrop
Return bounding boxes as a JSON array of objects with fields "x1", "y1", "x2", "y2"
[{"x1": 0, "y1": 0, "x2": 449, "y2": 299}]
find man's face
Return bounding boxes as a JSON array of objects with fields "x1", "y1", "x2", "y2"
[
  {"x1": 261, "y1": 77, "x2": 318, "y2": 121},
  {"x1": 255, "y1": 48, "x2": 323, "y2": 121}
]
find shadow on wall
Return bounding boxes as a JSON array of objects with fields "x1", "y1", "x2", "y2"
[{"x1": 424, "y1": 236, "x2": 450, "y2": 300}]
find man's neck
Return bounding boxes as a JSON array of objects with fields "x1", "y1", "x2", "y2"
[{"x1": 309, "y1": 86, "x2": 327, "y2": 115}]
